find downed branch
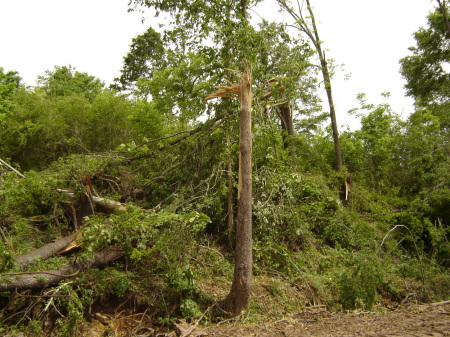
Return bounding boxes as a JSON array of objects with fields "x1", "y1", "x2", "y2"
[
  {"x1": 15, "y1": 232, "x2": 82, "y2": 269},
  {"x1": 0, "y1": 245, "x2": 123, "y2": 292},
  {"x1": 142, "y1": 159, "x2": 187, "y2": 188},
  {"x1": 57, "y1": 189, "x2": 127, "y2": 212},
  {"x1": 0, "y1": 158, "x2": 26, "y2": 178},
  {"x1": 137, "y1": 129, "x2": 194, "y2": 148},
  {"x1": 127, "y1": 113, "x2": 227, "y2": 162}
]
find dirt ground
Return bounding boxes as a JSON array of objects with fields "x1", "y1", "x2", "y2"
[
  {"x1": 205, "y1": 301, "x2": 450, "y2": 337},
  {"x1": 77, "y1": 300, "x2": 450, "y2": 336}
]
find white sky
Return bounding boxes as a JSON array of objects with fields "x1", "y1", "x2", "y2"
[{"x1": 0, "y1": 0, "x2": 437, "y2": 130}]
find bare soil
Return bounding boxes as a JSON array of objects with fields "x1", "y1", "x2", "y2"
[
  {"x1": 78, "y1": 301, "x2": 450, "y2": 336},
  {"x1": 205, "y1": 301, "x2": 450, "y2": 337}
]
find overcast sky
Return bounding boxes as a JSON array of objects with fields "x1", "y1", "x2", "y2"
[{"x1": 0, "y1": 0, "x2": 437, "y2": 129}]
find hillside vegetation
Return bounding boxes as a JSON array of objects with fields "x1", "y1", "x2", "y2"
[{"x1": 1, "y1": 1, "x2": 449, "y2": 336}]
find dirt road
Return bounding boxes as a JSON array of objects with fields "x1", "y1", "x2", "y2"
[{"x1": 206, "y1": 301, "x2": 450, "y2": 337}]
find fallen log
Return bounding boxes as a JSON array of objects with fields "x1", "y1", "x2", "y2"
[
  {"x1": 57, "y1": 189, "x2": 127, "y2": 212},
  {"x1": 15, "y1": 232, "x2": 82, "y2": 269},
  {"x1": 0, "y1": 245, "x2": 123, "y2": 292}
]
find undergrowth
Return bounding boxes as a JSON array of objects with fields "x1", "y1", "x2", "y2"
[{"x1": 0, "y1": 156, "x2": 449, "y2": 336}]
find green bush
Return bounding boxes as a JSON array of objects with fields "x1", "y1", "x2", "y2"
[{"x1": 339, "y1": 251, "x2": 384, "y2": 310}]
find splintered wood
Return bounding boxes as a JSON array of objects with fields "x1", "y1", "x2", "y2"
[
  {"x1": 204, "y1": 64, "x2": 251, "y2": 102},
  {"x1": 204, "y1": 80, "x2": 241, "y2": 101}
]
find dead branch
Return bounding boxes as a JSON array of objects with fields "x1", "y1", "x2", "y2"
[
  {"x1": 142, "y1": 159, "x2": 187, "y2": 188},
  {"x1": 0, "y1": 158, "x2": 26, "y2": 178},
  {"x1": 137, "y1": 129, "x2": 194, "y2": 148},
  {"x1": 0, "y1": 226, "x2": 7, "y2": 243},
  {"x1": 0, "y1": 245, "x2": 123, "y2": 292},
  {"x1": 14, "y1": 289, "x2": 70, "y2": 298},
  {"x1": 15, "y1": 232, "x2": 82, "y2": 269},
  {"x1": 57, "y1": 189, "x2": 127, "y2": 212},
  {"x1": 127, "y1": 113, "x2": 226, "y2": 162}
]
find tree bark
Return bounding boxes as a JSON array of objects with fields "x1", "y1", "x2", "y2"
[
  {"x1": 57, "y1": 189, "x2": 128, "y2": 212},
  {"x1": 224, "y1": 66, "x2": 253, "y2": 317},
  {"x1": 15, "y1": 232, "x2": 81, "y2": 269},
  {"x1": 437, "y1": 0, "x2": 450, "y2": 38},
  {"x1": 279, "y1": 101, "x2": 295, "y2": 157},
  {"x1": 227, "y1": 136, "x2": 235, "y2": 250},
  {"x1": 0, "y1": 245, "x2": 123, "y2": 292}
]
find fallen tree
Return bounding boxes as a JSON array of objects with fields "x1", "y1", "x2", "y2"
[
  {"x1": 15, "y1": 232, "x2": 82, "y2": 269},
  {"x1": 0, "y1": 245, "x2": 123, "y2": 292},
  {"x1": 56, "y1": 189, "x2": 128, "y2": 213}
]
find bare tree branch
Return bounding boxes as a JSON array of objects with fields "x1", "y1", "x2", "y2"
[{"x1": 0, "y1": 158, "x2": 25, "y2": 178}]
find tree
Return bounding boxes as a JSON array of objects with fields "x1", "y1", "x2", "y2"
[
  {"x1": 399, "y1": 3, "x2": 450, "y2": 194},
  {"x1": 400, "y1": 7, "x2": 450, "y2": 106},
  {"x1": 277, "y1": 0, "x2": 343, "y2": 171},
  {"x1": 398, "y1": 109, "x2": 444, "y2": 193},
  {"x1": 123, "y1": 0, "x2": 321, "y2": 316},
  {"x1": 352, "y1": 94, "x2": 401, "y2": 189},
  {"x1": 226, "y1": 66, "x2": 253, "y2": 316},
  {"x1": 206, "y1": 65, "x2": 253, "y2": 316},
  {"x1": 113, "y1": 27, "x2": 165, "y2": 91},
  {"x1": 0, "y1": 67, "x2": 21, "y2": 115},
  {"x1": 37, "y1": 65, "x2": 104, "y2": 101}
]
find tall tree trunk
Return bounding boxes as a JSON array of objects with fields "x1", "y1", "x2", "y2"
[
  {"x1": 227, "y1": 136, "x2": 234, "y2": 250},
  {"x1": 224, "y1": 66, "x2": 253, "y2": 317},
  {"x1": 437, "y1": 0, "x2": 450, "y2": 38},
  {"x1": 305, "y1": 0, "x2": 343, "y2": 171},
  {"x1": 276, "y1": 0, "x2": 343, "y2": 171},
  {"x1": 319, "y1": 54, "x2": 343, "y2": 171}
]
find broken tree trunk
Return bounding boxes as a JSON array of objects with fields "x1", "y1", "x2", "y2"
[
  {"x1": 0, "y1": 245, "x2": 123, "y2": 292},
  {"x1": 279, "y1": 100, "x2": 295, "y2": 157},
  {"x1": 225, "y1": 66, "x2": 253, "y2": 317},
  {"x1": 15, "y1": 232, "x2": 82, "y2": 269},
  {"x1": 205, "y1": 64, "x2": 253, "y2": 316}
]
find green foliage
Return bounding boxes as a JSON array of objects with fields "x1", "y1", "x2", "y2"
[
  {"x1": 113, "y1": 27, "x2": 165, "y2": 91},
  {"x1": 37, "y1": 65, "x2": 104, "y2": 101},
  {"x1": 1, "y1": 2, "x2": 450, "y2": 333},
  {"x1": 135, "y1": 50, "x2": 219, "y2": 123},
  {"x1": 0, "y1": 170, "x2": 60, "y2": 218},
  {"x1": 0, "y1": 85, "x2": 134, "y2": 170},
  {"x1": 400, "y1": 8, "x2": 450, "y2": 105},
  {"x1": 0, "y1": 241, "x2": 14, "y2": 272},
  {"x1": 338, "y1": 251, "x2": 384, "y2": 310},
  {"x1": 129, "y1": 99, "x2": 168, "y2": 140},
  {"x1": 54, "y1": 283, "x2": 92, "y2": 336},
  {"x1": 167, "y1": 266, "x2": 197, "y2": 298},
  {"x1": 343, "y1": 94, "x2": 402, "y2": 190},
  {"x1": 0, "y1": 67, "x2": 21, "y2": 116}
]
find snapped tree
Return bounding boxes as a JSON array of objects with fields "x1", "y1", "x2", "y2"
[{"x1": 206, "y1": 64, "x2": 253, "y2": 317}]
